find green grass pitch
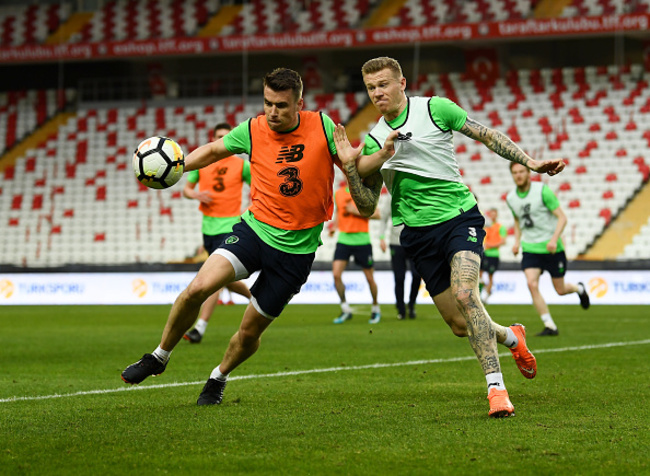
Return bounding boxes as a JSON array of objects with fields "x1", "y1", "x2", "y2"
[{"x1": 1, "y1": 303, "x2": 648, "y2": 475}]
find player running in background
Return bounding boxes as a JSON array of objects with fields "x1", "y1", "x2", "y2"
[
  {"x1": 507, "y1": 162, "x2": 590, "y2": 336},
  {"x1": 182, "y1": 122, "x2": 252, "y2": 344},
  {"x1": 334, "y1": 56, "x2": 568, "y2": 417},
  {"x1": 480, "y1": 207, "x2": 506, "y2": 304},
  {"x1": 330, "y1": 180, "x2": 382, "y2": 324},
  {"x1": 121, "y1": 68, "x2": 382, "y2": 406},
  {"x1": 378, "y1": 188, "x2": 421, "y2": 319}
]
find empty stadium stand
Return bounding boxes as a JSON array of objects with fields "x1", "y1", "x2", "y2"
[
  {"x1": 0, "y1": 91, "x2": 368, "y2": 266},
  {"x1": 3, "y1": 60, "x2": 649, "y2": 267},
  {"x1": 2, "y1": 1, "x2": 650, "y2": 267},
  {"x1": 0, "y1": 3, "x2": 71, "y2": 47},
  {"x1": 8, "y1": 0, "x2": 650, "y2": 48}
]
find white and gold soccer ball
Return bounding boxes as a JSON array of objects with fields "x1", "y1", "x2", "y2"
[{"x1": 132, "y1": 136, "x2": 185, "y2": 189}]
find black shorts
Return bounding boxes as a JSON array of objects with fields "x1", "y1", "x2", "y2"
[
  {"x1": 521, "y1": 251, "x2": 567, "y2": 278},
  {"x1": 203, "y1": 233, "x2": 230, "y2": 255},
  {"x1": 400, "y1": 205, "x2": 486, "y2": 298},
  {"x1": 333, "y1": 242, "x2": 374, "y2": 269},
  {"x1": 481, "y1": 255, "x2": 500, "y2": 275},
  {"x1": 216, "y1": 220, "x2": 315, "y2": 318}
]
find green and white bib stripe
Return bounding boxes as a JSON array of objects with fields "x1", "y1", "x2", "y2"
[
  {"x1": 363, "y1": 96, "x2": 476, "y2": 227},
  {"x1": 506, "y1": 182, "x2": 564, "y2": 254}
]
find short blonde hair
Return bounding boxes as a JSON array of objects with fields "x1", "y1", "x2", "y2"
[{"x1": 361, "y1": 57, "x2": 403, "y2": 78}]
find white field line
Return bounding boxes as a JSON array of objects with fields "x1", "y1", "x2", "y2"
[{"x1": 2, "y1": 339, "x2": 649, "y2": 404}]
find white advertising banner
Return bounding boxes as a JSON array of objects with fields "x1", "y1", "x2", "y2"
[{"x1": 0, "y1": 270, "x2": 649, "y2": 306}]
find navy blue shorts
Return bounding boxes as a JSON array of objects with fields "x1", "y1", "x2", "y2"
[
  {"x1": 400, "y1": 205, "x2": 486, "y2": 298},
  {"x1": 333, "y1": 242, "x2": 374, "y2": 269},
  {"x1": 521, "y1": 251, "x2": 567, "y2": 278},
  {"x1": 481, "y1": 255, "x2": 500, "y2": 275},
  {"x1": 203, "y1": 233, "x2": 229, "y2": 255},
  {"x1": 216, "y1": 220, "x2": 315, "y2": 318}
]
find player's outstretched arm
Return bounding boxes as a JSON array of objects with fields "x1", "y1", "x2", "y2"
[
  {"x1": 184, "y1": 138, "x2": 231, "y2": 172},
  {"x1": 344, "y1": 168, "x2": 383, "y2": 218},
  {"x1": 460, "y1": 117, "x2": 566, "y2": 176},
  {"x1": 334, "y1": 124, "x2": 397, "y2": 177}
]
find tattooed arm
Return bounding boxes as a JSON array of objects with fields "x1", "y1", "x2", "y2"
[
  {"x1": 333, "y1": 124, "x2": 397, "y2": 177},
  {"x1": 342, "y1": 164, "x2": 383, "y2": 218},
  {"x1": 333, "y1": 124, "x2": 384, "y2": 217},
  {"x1": 460, "y1": 117, "x2": 566, "y2": 176}
]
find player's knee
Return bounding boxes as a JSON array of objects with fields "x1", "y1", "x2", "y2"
[
  {"x1": 555, "y1": 285, "x2": 569, "y2": 295},
  {"x1": 184, "y1": 279, "x2": 212, "y2": 305},
  {"x1": 527, "y1": 280, "x2": 540, "y2": 293},
  {"x1": 452, "y1": 287, "x2": 473, "y2": 310},
  {"x1": 450, "y1": 322, "x2": 468, "y2": 338},
  {"x1": 237, "y1": 327, "x2": 261, "y2": 347}
]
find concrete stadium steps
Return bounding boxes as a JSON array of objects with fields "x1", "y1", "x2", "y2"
[
  {"x1": 587, "y1": 183, "x2": 650, "y2": 259},
  {"x1": 534, "y1": 0, "x2": 572, "y2": 18},
  {"x1": 44, "y1": 11, "x2": 94, "y2": 45},
  {"x1": 197, "y1": 5, "x2": 242, "y2": 37},
  {"x1": 0, "y1": 111, "x2": 75, "y2": 173},
  {"x1": 363, "y1": 0, "x2": 408, "y2": 28}
]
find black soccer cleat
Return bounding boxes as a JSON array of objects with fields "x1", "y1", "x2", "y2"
[
  {"x1": 577, "y1": 282, "x2": 590, "y2": 310},
  {"x1": 121, "y1": 353, "x2": 167, "y2": 384},
  {"x1": 408, "y1": 306, "x2": 417, "y2": 319},
  {"x1": 183, "y1": 329, "x2": 202, "y2": 344},
  {"x1": 197, "y1": 378, "x2": 227, "y2": 405},
  {"x1": 536, "y1": 327, "x2": 559, "y2": 337}
]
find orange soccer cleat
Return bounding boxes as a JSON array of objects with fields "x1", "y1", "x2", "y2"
[
  {"x1": 509, "y1": 323, "x2": 537, "y2": 379},
  {"x1": 487, "y1": 388, "x2": 515, "y2": 418}
]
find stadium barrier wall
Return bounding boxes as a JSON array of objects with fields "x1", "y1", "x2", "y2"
[{"x1": 0, "y1": 270, "x2": 648, "y2": 306}]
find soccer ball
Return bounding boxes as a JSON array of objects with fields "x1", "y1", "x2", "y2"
[{"x1": 132, "y1": 136, "x2": 185, "y2": 189}]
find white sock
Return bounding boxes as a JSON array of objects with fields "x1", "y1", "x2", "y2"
[
  {"x1": 371, "y1": 304, "x2": 381, "y2": 314},
  {"x1": 541, "y1": 313, "x2": 557, "y2": 330},
  {"x1": 210, "y1": 365, "x2": 228, "y2": 381},
  {"x1": 502, "y1": 327, "x2": 518, "y2": 348},
  {"x1": 152, "y1": 346, "x2": 171, "y2": 364},
  {"x1": 486, "y1": 372, "x2": 505, "y2": 394},
  {"x1": 194, "y1": 319, "x2": 208, "y2": 335},
  {"x1": 341, "y1": 302, "x2": 352, "y2": 313}
]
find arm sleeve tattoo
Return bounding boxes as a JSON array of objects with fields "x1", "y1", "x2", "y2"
[
  {"x1": 342, "y1": 161, "x2": 382, "y2": 218},
  {"x1": 460, "y1": 117, "x2": 531, "y2": 168}
]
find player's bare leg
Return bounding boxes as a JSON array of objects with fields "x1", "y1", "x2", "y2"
[
  {"x1": 219, "y1": 305, "x2": 273, "y2": 374},
  {"x1": 161, "y1": 254, "x2": 236, "y2": 350},
  {"x1": 553, "y1": 276, "x2": 590, "y2": 309},
  {"x1": 524, "y1": 267, "x2": 549, "y2": 316},
  {"x1": 185, "y1": 278, "x2": 253, "y2": 343},
  {"x1": 226, "y1": 280, "x2": 252, "y2": 300},
  {"x1": 121, "y1": 253, "x2": 236, "y2": 385},
  {"x1": 434, "y1": 287, "x2": 508, "y2": 343},
  {"x1": 362, "y1": 267, "x2": 381, "y2": 323},
  {"x1": 333, "y1": 259, "x2": 353, "y2": 323},
  {"x1": 446, "y1": 251, "x2": 514, "y2": 417},
  {"x1": 552, "y1": 277, "x2": 578, "y2": 295},
  {"x1": 448, "y1": 251, "x2": 501, "y2": 375},
  {"x1": 434, "y1": 266, "x2": 537, "y2": 381},
  {"x1": 524, "y1": 267, "x2": 559, "y2": 335},
  {"x1": 197, "y1": 304, "x2": 273, "y2": 405},
  {"x1": 183, "y1": 291, "x2": 222, "y2": 343}
]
